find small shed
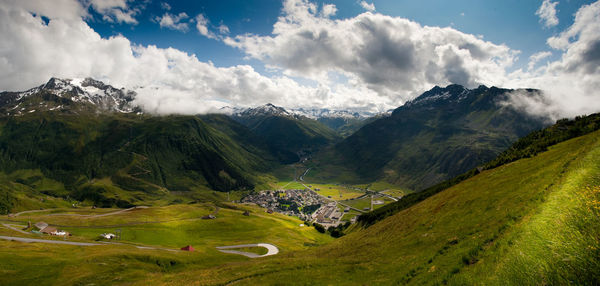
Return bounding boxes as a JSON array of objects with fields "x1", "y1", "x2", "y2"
[
  {"x1": 180, "y1": 245, "x2": 195, "y2": 251},
  {"x1": 202, "y1": 214, "x2": 216, "y2": 219}
]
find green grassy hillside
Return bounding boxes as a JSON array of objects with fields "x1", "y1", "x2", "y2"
[
  {"x1": 0, "y1": 112, "x2": 278, "y2": 212},
  {"x1": 165, "y1": 127, "x2": 600, "y2": 285}
]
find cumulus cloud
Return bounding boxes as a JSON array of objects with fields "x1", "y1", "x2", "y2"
[
  {"x1": 321, "y1": 4, "x2": 337, "y2": 17},
  {"x1": 225, "y1": 0, "x2": 517, "y2": 105},
  {"x1": 504, "y1": 1, "x2": 600, "y2": 120},
  {"x1": 536, "y1": 0, "x2": 559, "y2": 28},
  {"x1": 0, "y1": 0, "x2": 380, "y2": 114},
  {"x1": 1, "y1": 0, "x2": 599, "y2": 118},
  {"x1": 359, "y1": 1, "x2": 376, "y2": 12},
  {"x1": 84, "y1": 0, "x2": 140, "y2": 24},
  {"x1": 156, "y1": 12, "x2": 190, "y2": 32}
]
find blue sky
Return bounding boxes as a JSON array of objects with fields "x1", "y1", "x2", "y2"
[
  {"x1": 86, "y1": 0, "x2": 594, "y2": 71},
  {"x1": 1, "y1": 0, "x2": 599, "y2": 117}
]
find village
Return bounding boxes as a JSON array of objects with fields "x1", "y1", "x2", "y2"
[{"x1": 241, "y1": 188, "x2": 350, "y2": 227}]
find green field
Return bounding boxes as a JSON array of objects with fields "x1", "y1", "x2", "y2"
[{"x1": 308, "y1": 183, "x2": 364, "y2": 200}]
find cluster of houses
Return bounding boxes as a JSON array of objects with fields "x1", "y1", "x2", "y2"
[
  {"x1": 33, "y1": 222, "x2": 69, "y2": 236},
  {"x1": 242, "y1": 189, "x2": 325, "y2": 220},
  {"x1": 312, "y1": 202, "x2": 344, "y2": 227}
]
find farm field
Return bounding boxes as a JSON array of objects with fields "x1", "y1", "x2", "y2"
[{"x1": 307, "y1": 183, "x2": 365, "y2": 200}]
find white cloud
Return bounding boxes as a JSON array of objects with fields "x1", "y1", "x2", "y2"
[
  {"x1": 156, "y1": 12, "x2": 189, "y2": 32},
  {"x1": 161, "y1": 2, "x2": 171, "y2": 11},
  {"x1": 225, "y1": 0, "x2": 517, "y2": 105},
  {"x1": 196, "y1": 14, "x2": 217, "y2": 39},
  {"x1": 359, "y1": 1, "x2": 375, "y2": 12},
  {"x1": 504, "y1": 1, "x2": 600, "y2": 120},
  {"x1": 84, "y1": 0, "x2": 140, "y2": 24},
  {"x1": 1, "y1": 0, "x2": 599, "y2": 118},
  {"x1": 321, "y1": 4, "x2": 337, "y2": 17},
  {"x1": 218, "y1": 24, "x2": 230, "y2": 34},
  {"x1": 536, "y1": 0, "x2": 559, "y2": 28},
  {"x1": 527, "y1": 51, "x2": 552, "y2": 70},
  {"x1": 0, "y1": 0, "x2": 365, "y2": 114}
]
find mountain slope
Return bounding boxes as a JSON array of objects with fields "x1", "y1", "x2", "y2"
[
  {"x1": 330, "y1": 84, "x2": 548, "y2": 190},
  {"x1": 180, "y1": 121, "x2": 600, "y2": 285},
  {"x1": 0, "y1": 112, "x2": 278, "y2": 210},
  {"x1": 232, "y1": 104, "x2": 341, "y2": 163}
]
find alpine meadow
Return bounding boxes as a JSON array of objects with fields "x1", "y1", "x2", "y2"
[{"x1": 1, "y1": 0, "x2": 599, "y2": 285}]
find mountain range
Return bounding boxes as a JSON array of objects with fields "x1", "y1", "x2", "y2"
[{"x1": 0, "y1": 78, "x2": 552, "y2": 207}]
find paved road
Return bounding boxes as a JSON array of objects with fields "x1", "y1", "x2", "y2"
[
  {"x1": 0, "y1": 235, "x2": 178, "y2": 251},
  {"x1": 1, "y1": 223, "x2": 30, "y2": 235},
  {"x1": 216, "y1": 243, "x2": 279, "y2": 258},
  {"x1": 0, "y1": 235, "x2": 101, "y2": 246},
  {"x1": 9, "y1": 206, "x2": 149, "y2": 218}
]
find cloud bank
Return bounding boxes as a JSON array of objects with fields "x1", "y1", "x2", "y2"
[
  {"x1": 506, "y1": 1, "x2": 600, "y2": 120},
  {"x1": 225, "y1": 0, "x2": 517, "y2": 103}
]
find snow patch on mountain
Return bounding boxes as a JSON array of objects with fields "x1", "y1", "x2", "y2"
[{"x1": 4, "y1": 77, "x2": 138, "y2": 115}]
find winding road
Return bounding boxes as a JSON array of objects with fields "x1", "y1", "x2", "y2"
[{"x1": 216, "y1": 243, "x2": 279, "y2": 258}]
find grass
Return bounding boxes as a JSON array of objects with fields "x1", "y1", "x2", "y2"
[
  {"x1": 340, "y1": 197, "x2": 371, "y2": 211},
  {"x1": 1, "y1": 130, "x2": 599, "y2": 285},
  {"x1": 308, "y1": 183, "x2": 364, "y2": 200},
  {"x1": 2, "y1": 203, "x2": 333, "y2": 251},
  {"x1": 139, "y1": 128, "x2": 600, "y2": 285}
]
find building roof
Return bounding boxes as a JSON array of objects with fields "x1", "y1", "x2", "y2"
[
  {"x1": 181, "y1": 245, "x2": 194, "y2": 251},
  {"x1": 40, "y1": 226, "x2": 57, "y2": 234},
  {"x1": 34, "y1": 222, "x2": 48, "y2": 230}
]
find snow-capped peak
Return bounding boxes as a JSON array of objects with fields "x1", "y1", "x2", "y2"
[
  {"x1": 2, "y1": 77, "x2": 138, "y2": 115},
  {"x1": 237, "y1": 103, "x2": 292, "y2": 117}
]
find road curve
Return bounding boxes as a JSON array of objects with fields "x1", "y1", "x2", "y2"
[
  {"x1": 0, "y1": 235, "x2": 101, "y2": 246},
  {"x1": 216, "y1": 243, "x2": 279, "y2": 258}
]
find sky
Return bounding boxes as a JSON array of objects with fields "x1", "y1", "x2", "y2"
[{"x1": 0, "y1": 0, "x2": 599, "y2": 119}]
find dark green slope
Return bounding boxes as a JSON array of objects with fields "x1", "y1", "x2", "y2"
[
  {"x1": 0, "y1": 112, "x2": 275, "y2": 209},
  {"x1": 333, "y1": 84, "x2": 547, "y2": 190},
  {"x1": 233, "y1": 104, "x2": 341, "y2": 163},
  {"x1": 317, "y1": 115, "x2": 382, "y2": 138}
]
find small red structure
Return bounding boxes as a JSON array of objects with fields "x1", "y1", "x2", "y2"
[{"x1": 180, "y1": 245, "x2": 195, "y2": 251}]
